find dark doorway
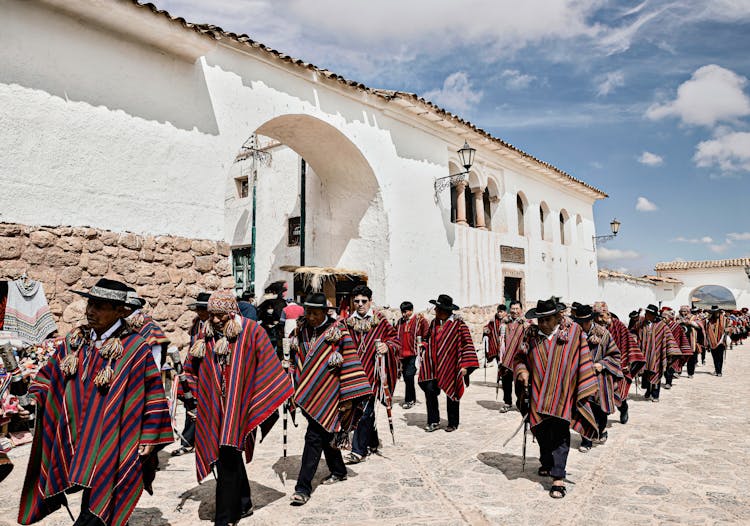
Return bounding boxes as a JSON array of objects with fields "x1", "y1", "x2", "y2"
[{"x1": 504, "y1": 277, "x2": 522, "y2": 308}]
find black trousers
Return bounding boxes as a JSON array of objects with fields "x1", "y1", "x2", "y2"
[
  {"x1": 401, "y1": 356, "x2": 417, "y2": 404},
  {"x1": 533, "y1": 417, "x2": 570, "y2": 480},
  {"x1": 215, "y1": 446, "x2": 252, "y2": 526},
  {"x1": 295, "y1": 416, "x2": 347, "y2": 497},
  {"x1": 180, "y1": 415, "x2": 196, "y2": 447},
  {"x1": 352, "y1": 395, "x2": 379, "y2": 456},
  {"x1": 73, "y1": 490, "x2": 105, "y2": 526},
  {"x1": 642, "y1": 373, "x2": 661, "y2": 399},
  {"x1": 700, "y1": 346, "x2": 706, "y2": 364},
  {"x1": 420, "y1": 379, "x2": 460, "y2": 427},
  {"x1": 500, "y1": 369, "x2": 513, "y2": 406},
  {"x1": 581, "y1": 403, "x2": 608, "y2": 447},
  {"x1": 664, "y1": 366, "x2": 674, "y2": 386},
  {"x1": 686, "y1": 352, "x2": 698, "y2": 376},
  {"x1": 710, "y1": 344, "x2": 725, "y2": 374}
]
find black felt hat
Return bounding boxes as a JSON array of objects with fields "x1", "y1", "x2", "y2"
[
  {"x1": 188, "y1": 292, "x2": 211, "y2": 310},
  {"x1": 73, "y1": 278, "x2": 129, "y2": 305},
  {"x1": 303, "y1": 293, "x2": 328, "y2": 309},
  {"x1": 571, "y1": 303, "x2": 594, "y2": 321},
  {"x1": 429, "y1": 294, "x2": 460, "y2": 312},
  {"x1": 645, "y1": 304, "x2": 660, "y2": 316},
  {"x1": 526, "y1": 297, "x2": 566, "y2": 319}
]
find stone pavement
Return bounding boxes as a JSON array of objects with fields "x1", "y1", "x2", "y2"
[{"x1": 2, "y1": 344, "x2": 749, "y2": 526}]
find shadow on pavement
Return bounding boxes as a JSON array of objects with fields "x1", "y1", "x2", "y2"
[
  {"x1": 270, "y1": 455, "x2": 359, "y2": 494},
  {"x1": 476, "y1": 451, "x2": 545, "y2": 486},
  {"x1": 130, "y1": 506, "x2": 171, "y2": 525},
  {"x1": 177, "y1": 478, "x2": 286, "y2": 520},
  {"x1": 401, "y1": 412, "x2": 428, "y2": 428},
  {"x1": 476, "y1": 400, "x2": 504, "y2": 412}
]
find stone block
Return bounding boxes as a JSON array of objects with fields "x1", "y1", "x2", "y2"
[
  {"x1": 0, "y1": 237, "x2": 25, "y2": 259},
  {"x1": 85, "y1": 254, "x2": 110, "y2": 275},
  {"x1": 119, "y1": 233, "x2": 142, "y2": 250},
  {"x1": 191, "y1": 239, "x2": 215, "y2": 255},
  {"x1": 44, "y1": 247, "x2": 80, "y2": 267},
  {"x1": 170, "y1": 328, "x2": 189, "y2": 349},
  {"x1": 100, "y1": 231, "x2": 119, "y2": 246},
  {"x1": 159, "y1": 283, "x2": 176, "y2": 297},
  {"x1": 59, "y1": 266, "x2": 82, "y2": 285},
  {"x1": 174, "y1": 253, "x2": 194, "y2": 268},
  {"x1": 30, "y1": 230, "x2": 57, "y2": 248},
  {"x1": 57, "y1": 237, "x2": 83, "y2": 252},
  {"x1": 154, "y1": 269, "x2": 171, "y2": 285},
  {"x1": 142, "y1": 236, "x2": 156, "y2": 251},
  {"x1": 202, "y1": 274, "x2": 220, "y2": 289},
  {"x1": 110, "y1": 258, "x2": 137, "y2": 275},
  {"x1": 194, "y1": 255, "x2": 214, "y2": 273},
  {"x1": 214, "y1": 258, "x2": 231, "y2": 276},
  {"x1": 118, "y1": 248, "x2": 140, "y2": 261},
  {"x1": 151, "y1": 303, "x2": 170, "y2": 322},
  {"x1": 136, "y1": 263, "x2": 155, "y2": 277},
  {"x1": 101, "y1": 245, "x2": 118, "y2": 257},
  {"x1": 84, "y1": 239, "x2": 104, "y2": 253},
  {"x1": 62, "y1": 299, "x2": 87, "y2": 324},
  {"x1": 220, "y1": 276, "x2": 235, "y2": 289},
  {"x1": 140, "y1": 250, "x2": 155, "y2": 262},
  {"x1": 176, "y1": 311, "x2": 197, "y2": 331},
  {"x1": 140, "y1": 285, "x2": 160, "y2": 299},
  {"x1": 173, "y1": 237, "x2": 191, "y2": 252},
  {"x1": 0, "y1": 224, "x2": 23, "y2": 236},
  {"x1": 217, "y1": 241, "x2": 231, "y2": 257},
  {"x1": 155, "y1": 236, "x2": 173, "y2": 252},
  {"x1": 136, "y1": 276, "x2": 154, "y2": 286}
]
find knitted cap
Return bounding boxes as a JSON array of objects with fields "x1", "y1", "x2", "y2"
[{"x1": 207, "y1": 290, "x2": 239, "y2": 314}]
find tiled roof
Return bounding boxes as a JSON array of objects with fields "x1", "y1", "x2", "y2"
[
  {"x1": 126, "y1": 1, "x2": 607, "y2": 199},
  {"x1": 655, "y1": 258, "x2": 750, "y2": 271},
  {"x1": 598, "y1": 269, "x2": 682, "y2": 285}
]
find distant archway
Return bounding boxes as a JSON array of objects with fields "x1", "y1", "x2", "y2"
[{"x1": 690, "y1": 285, "x2": 737, "y2": 309}]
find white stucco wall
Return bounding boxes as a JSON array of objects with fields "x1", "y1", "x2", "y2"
[
  {"x1": 1, "y1": 0, "x2": 605, "y2": 310},
  {"x1": 597, "y1": 278, "x2": 664, "y2": 320},
  {"x1": 658, "y1": 267, "x2": 750, "y2": 309}
]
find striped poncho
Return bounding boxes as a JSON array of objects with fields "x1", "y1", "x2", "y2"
[
  {"x1": 292, "y1": 318, "x2": 371, "y2": 433},
  {"x1": 499, "y1": 318, "x2": 527, "y2": 373},
  {"x1": 347, "y1": 312, "x2": 400, "y2": 400},
  {"x1": 705, "y1": 316, "x2": 726, "y2": 350},
  {"x1": 665, "y1": 319, "x2": 693, "y2": 371},
  {"x1": 19, "y1": 326, "x2": 173, "y2": 526},
  {"x1": 484, "y1": 315, "x2": 504, "y2": 362},
  {"x1": 418, "y1": 317, "x2": 479, "y2": 401},
  {"x1": 185, "y1": 316, "x2": 293, "y2": 482},
  {"x1": 395, "y1": 314, "x2": 429, "y2": 359},
  {"x1": 637, "y1": 318, "x2": 680, "y2": 386},
  {"x1": 586, "y1": 324, "x2": 623, "y2": 415},
  {"x1": 607, "y1": 316, "x2": 644, "y2": 404},
  {"x1": 514, "y1": 321, "x2": 598, "y2": 438}
]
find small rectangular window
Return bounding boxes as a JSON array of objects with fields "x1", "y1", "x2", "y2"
[{"x1": 236, "y1": 176, "x2": 249, "y2": 198}]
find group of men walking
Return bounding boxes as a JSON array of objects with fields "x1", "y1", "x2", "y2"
[{"x1": 11, "y1": 276, "x2": 746, "y2": 524}]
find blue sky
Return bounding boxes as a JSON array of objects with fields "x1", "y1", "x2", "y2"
[{"x1": 160, "y1": 0, "x2": 750, "y2": 274}]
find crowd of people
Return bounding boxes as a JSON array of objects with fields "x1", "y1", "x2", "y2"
[{"x1": 2, "y1": 277, "x2": 748, "y2": 525}]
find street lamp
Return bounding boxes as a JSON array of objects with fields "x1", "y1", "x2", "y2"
[
  {"x1": 593, "y1": 218, "x2": 621, "y2": 247},
  {"x1": 434, "y1": 141, "x2": 476, "y2": 197}
]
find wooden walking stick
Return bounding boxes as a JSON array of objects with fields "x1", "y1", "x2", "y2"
[{"x1": 375, "y1": 340, "x2": 396, "y2": 445}]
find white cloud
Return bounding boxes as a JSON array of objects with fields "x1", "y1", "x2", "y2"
[
  {"x1": 727, "y1": 232, "x2": 750, "y2": 241},
  {"x1": 596, "y1": 71, "x2": 625, "y2": 96},
  {"x1": 646, "y1": 65, "x2": 750, "y2": 127},
  {"x1": 673, "y1": 236, "x2": 714, "y2": 244},
  {"x1": 694, "y1": 131, "x2": 750, "y2": 173},
  {"x1": 638, "y1": 151, "x2": 664, "y2": 166},
  {"x1": 710, "y1": 243, "x2": 731, "y2": 253},
  {"x1": 597, "y1": 248, "x2": 640, "y2": 262},
  {"x1": 423, "y1": 72, "x2": 483, "y2": 113},
  {"x1": 500, "y1": 70, "x2": 536, "y2": 90},
  {"x1": 635, "y1": 196, "x2": 658, "y2": 212}
]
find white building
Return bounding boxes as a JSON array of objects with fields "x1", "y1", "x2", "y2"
[{"x1": 1, "y1": 0, "x2": 607, "y2": 317}]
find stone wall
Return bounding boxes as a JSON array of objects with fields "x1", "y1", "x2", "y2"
[{"x1": 0, "y1": 222, "x2": 233, "y2": 347}]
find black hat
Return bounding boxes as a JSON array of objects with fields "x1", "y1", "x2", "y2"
[
  {"x1": 429, "y1": 294, "x2": 460, "y2": 312},
  {"x1": 709, "y1": 305, "x2": 722, "y2": 313},
  {"x1": 629, "y1": 310, "x2": 641, "y2": 319},
  {"x1": 571, "y1": 303, "x2": 594, "y2": 321},
  {"x1": 303, "y1": 293, "x2": 327, "y2": 309},
  {"x1": 73, "y1": 278, "x2": 129, "y2": 305},
  {"x1": 526, "y1": 297, "x2": 566, "y2": 319},
  {"x1": 188, "y1": 292, "x2": 211, "y2": 310},
  {"x1": 645, "y1": 304, "x2": 659, "y2": 316}
]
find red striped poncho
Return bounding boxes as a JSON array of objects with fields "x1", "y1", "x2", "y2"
[
  {"x1": 607, "y1": 317, "x2": 644, "y2": 403},
  {"x1": 586, "y1": 324, "x2": 623, "y2": 415},
  {"x1": 418, "y1": 317, "x2": 479, "y2": 400},
  {"x1": 395, "y1": 314, "x2": 429, "y2": 359},
  {"x1": 705, "y1": 316, "x2": 726, "y2": 350},
  {"x1": 19, "y1": 326, "x2": 173, "y2": 526},
  {"x1": 175, "y1": 316, "x2": 203, "y2": 399},
  {"x1": 637, "y1": 319, "x2": 680, "y2": 386},
  {"x1": 665, "y1": 319, "x2": 693, "y2": 371},
  {"x1": 484, "y1": 315, "x2": 504, "y2": 362},
  {"x1": 131, "y1": 313, "x2": 170, "y2": 348},
  {"x1": 292, "y1": 319, "x2": 371, "y2": 433},
  {"x1": 184, "y1": 316, "x2": 292, "y2": 482},
  {"x1": 513, "y1": 321, "x2": 598, "y2": 438},
  {"x1": 347, "y1": 312, "x2": 399, "y2": 400},
  {"x1": 499, "y1": 318, "x2": 527, "y2": 373}
]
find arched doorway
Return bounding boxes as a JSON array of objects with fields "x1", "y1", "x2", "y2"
[
  {"x1": 690, "y1": 285, "x2": 737, "y2": 310},
  {"x1": 225, "y1": 114, "x2": 388, "y2": 303}
]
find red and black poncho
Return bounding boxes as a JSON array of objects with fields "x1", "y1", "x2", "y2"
[{"x1": 419, "y1": 317, "x2": 479, "y2": 401}]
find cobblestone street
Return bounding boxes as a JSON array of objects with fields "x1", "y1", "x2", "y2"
[{"x1": 2, "y1": 344, "x2": 748, "y2": 526}]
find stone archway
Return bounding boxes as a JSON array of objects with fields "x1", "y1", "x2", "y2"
[
  {"x1": 690, "y1": 284, "x2": 737, "y2": 309},
  {"x1": 225, "y1": 114, "x2": 389, "y2": 300}
]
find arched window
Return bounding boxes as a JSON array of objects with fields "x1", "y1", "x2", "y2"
[
  {"x1": 559, "y1": 213, "x2": 565, "y2": 244},
  {"x1": 559, "y1": 209, "x2": 570, "y2": 245},
  {"x1": 465, "y1": 186, "x2": 476, "y2": 228},
  {"x1": 516, "y1": 194, "x2": 525, "y2": 236},
  {"x1": 576, "y1": 214, "x2": 585, "y2": 247},
  {"x1": 483, "y1": 188, "x2": 492, "y2": 231},
  {"x1": 450, "y1": 184, "x2": 458, "y2": 224},
  {"x1": 539, "y1": 203, "x2": 548, "y2": 240}
]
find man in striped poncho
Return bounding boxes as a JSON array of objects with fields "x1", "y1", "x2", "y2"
[
  {"x1": 183, "y1": 290, "x2": 293, "y2": 526},
  {"x1": 485, "y1": 301, "x2": 527, "y2": 413},
  {"x1": 419, "y1": 294, "x2": 479, "y2": 433},
  {"x1": 515, "y1": 298, "x2": 598, "y2": 499},
  {"x1": 637, "y1": 304, "x2": 680, "y2": 402},
  {"x1": 18, "y1": 278, "x2": 173, "y2": 526},
  {"x1": 344, "y1": 285, "x2": 399, "y2": 464},
  {"x1": 572, "y1": 303, "x2": 622, "y2": 453},
  {"x1": 289, "y1": 293, "x2": 371, "y2": 506}
]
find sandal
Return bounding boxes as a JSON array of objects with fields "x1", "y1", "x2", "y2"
[
  {"x1": 549, "y1": 484, "x2": 566, "y2": 499},
  {"x1": 290, "y1": 492, "x2": 310, "y2": 506},
  {"x1": 537, "y1": 467, "x2": 551, "y2": 477},
  {"x1": 170, "y1": 446, "x2": 194, "y2": 457}
]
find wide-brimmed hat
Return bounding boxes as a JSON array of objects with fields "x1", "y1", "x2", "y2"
[
  {"x1": 429, "y1": 294, "x2": 460, "y2": 312},
  {"x1": 526, "y1": 297, "x2": 566, "y2": 319},
  {"x1": 188, "y1": 292, "x2": 211, "y2": 311},
  {"x1": 644, "y1": 304, "x2": 659, "y2": 316},
  {"x1": 571, "y1": 303, "x2": 594, "y2": 321},
  {"x1": 303, "y1": 293, "x2": 328, "y2": 309},
  {"x1": 628, "y1": 310, "x2": 641, "y2": 319},
  {"x1": 125, "y1": 290, "x2": 146, "y2": 309},
  {"x1": 73, "y1": 278, "x2": 129, "y2": 305},
  {"x1": 709, "y1": 305, "x2": 722, "y2": 313}
]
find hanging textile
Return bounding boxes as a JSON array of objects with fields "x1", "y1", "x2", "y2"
[{"x1": 3, "y1": 279, "x2": 57, "y2": 345}]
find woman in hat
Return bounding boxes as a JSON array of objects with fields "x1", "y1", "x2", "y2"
[
  {"x1": 18, "y1": 278, "x2": 173, "y2": 526},
  {"x1": 418, "y1": 294, "x2": 478, "y2": 433}
]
